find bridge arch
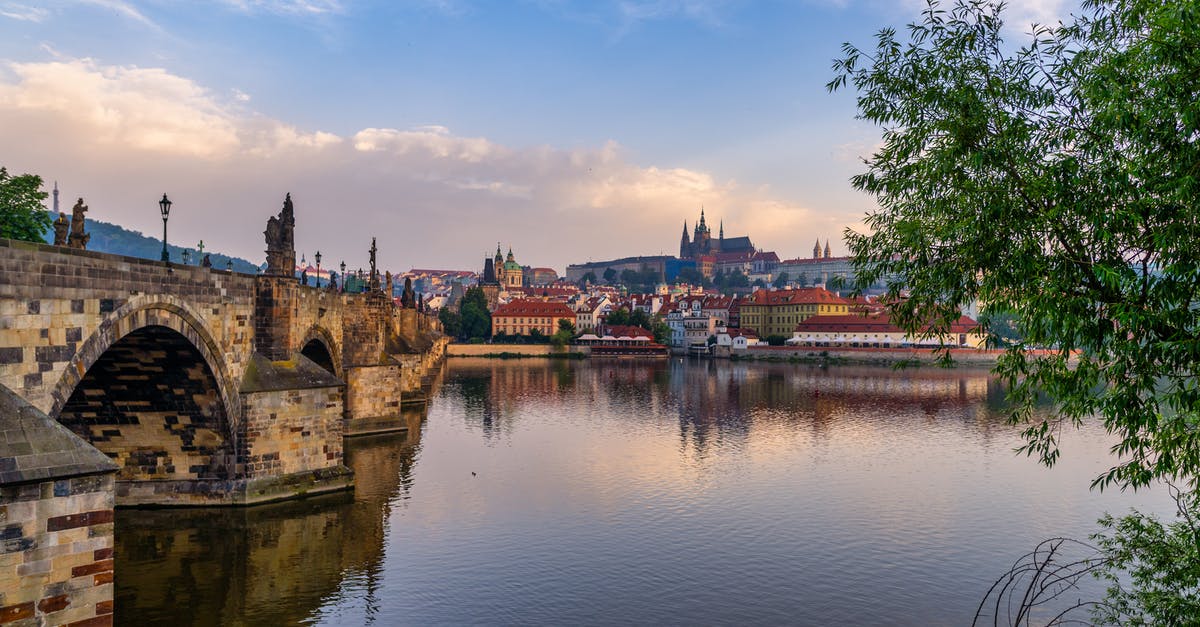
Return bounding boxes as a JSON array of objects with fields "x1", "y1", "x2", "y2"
[
  {"x1": 49, "y1": 296, "x2": 240, "y2": 480},
  {"x1": 300, "y1": 325, "x2": 342, "y2": 380}
]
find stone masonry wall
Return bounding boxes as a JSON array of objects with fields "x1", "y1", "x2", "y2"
[
  {"x1": 240, "y1": 385, "x2": 344, "y2": 480},
  {"x1": 0, "y1": 474, "x2": 115, "y2": 627},
  {"x1": 340, "y1": 293, "x2": 392, "y2": 368},
  {"x1": 0, "y1": 239, "x2": 256, "y2": 417},
  {"x1": 343, "y1": 365, "x2": 402, "y2": 433}
]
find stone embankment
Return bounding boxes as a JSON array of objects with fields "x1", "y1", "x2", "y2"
[{"x1": 446, "y1": 344, "x2": 589, "y2": 358}]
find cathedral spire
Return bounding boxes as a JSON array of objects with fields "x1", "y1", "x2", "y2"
[
  {"x1": 719, "y1": 219, "x2": 724, "y2": 240},
  {"x1": 698, "y1": 206, "x2": 707, "y2": 232},
  {"x1": 824, "y1": 239, "x2": 832, "y2": 258},
  {"x1": 813, "y1": 238, "x2": 821, "y2": 259}
]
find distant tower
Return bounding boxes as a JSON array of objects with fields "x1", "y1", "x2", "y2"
[
  {"x1": 694, "y1": 207, "x2": 711, "y2": 254},
  {"x1": 824, "y1": 240, "x2": 832, "y2": 258},
  {"x1": 679, "y1": 222, "x2": 691, "y2": 259},
  {"x1": 53, "y1": 181, "x2": 59, "y2": 214},
  {"x1": 719, "y1": 219, "x2": 724, "y2": 241},
  {"x1": 813, "y1": 238, "x2": 821, "y2": 259}
]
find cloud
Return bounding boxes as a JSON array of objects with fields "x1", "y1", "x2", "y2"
[
  {"x1": 897, "y1": 0, "x2": 1076, "y2": 31},
  {"x1": 77, "y1": 0, "x2": 161, "y2": 30},
  {"x1": 0, "y1": 3, "x2": 50, "y2": 21},
  {"x1": 0, "y1": 56, "x2": 850, "y2": 270},
  {"x1": 219, "y1": 0, "x2": 344, "y2": 16}
]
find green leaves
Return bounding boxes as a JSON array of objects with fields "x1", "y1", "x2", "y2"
[
  {"x1": 0, "y1": 167, "x2": 51, "y2": 243},
  {"x1": 833, "y1": 0, "x2": 1200, "y2": 492}
]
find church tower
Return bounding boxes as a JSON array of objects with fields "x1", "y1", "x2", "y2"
[
  {"x1": 694, "y1": 207, "x2": 711, "y2": 254},
  {"x1": 813, "y1": 238, "x2": 821, "y2": 259},
  {"x1": 824, "y1": 240, "x2": 832, "y2": 258},
  {"x1": 680, "y1": 222, "x2": 691, "y2": 259},
  {"x1": 53, "y1": 181, "x2": 59, "y2": 215}
]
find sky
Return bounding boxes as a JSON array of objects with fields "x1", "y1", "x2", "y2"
[{"x1": 0, "y1": 0, "x2": 1072, "y2": 274}]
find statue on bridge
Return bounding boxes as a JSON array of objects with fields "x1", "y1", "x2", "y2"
[
  {"x1": 264, "y1": 193, "x2": 296, "y2": 276},
  {"x1": 68, "y1": 199, "x2": 90, "y2": 250},
  {"x1": 401, "y1": 277, "x2": 415, "y2": 308},
  {"x1": 368, "y1": 238, "x2": 381, "y2": 291},
  {"x1": 52, "y1": 212, "x2": 69, "y2": 246}
]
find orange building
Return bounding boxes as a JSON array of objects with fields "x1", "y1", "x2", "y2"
[{"x1": 491, "y1": 300, "x2": 577, "y2": 337}]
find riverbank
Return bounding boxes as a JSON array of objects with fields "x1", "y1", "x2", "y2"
[
  {"x1": 446, "y1": 343, "x2": 590, "y2": 359},
  {"x1": 724, "y1": 345, "x2": 1014, "y2": 366}
]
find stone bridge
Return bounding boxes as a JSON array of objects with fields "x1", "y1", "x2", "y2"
[{"x1": 0, "y1": 235, "x2": 446, "y2": 507}]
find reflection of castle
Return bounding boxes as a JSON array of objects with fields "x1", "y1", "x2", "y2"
[{"x1": 678, "y1": 208, "x2": 755, "y2": 260}]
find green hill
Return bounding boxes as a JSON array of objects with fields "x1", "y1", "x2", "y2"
[{"x1": 40, "y1": 212, "x2": 262, "y2": 274}]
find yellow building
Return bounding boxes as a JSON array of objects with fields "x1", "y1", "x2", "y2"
[{"x1": 738, "y1": 287, "x2": 849, "y2": 338}]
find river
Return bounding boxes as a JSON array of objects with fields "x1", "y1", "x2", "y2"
[{"x1": 116, "y1": 358, "x2": 1172, "y2": 625}]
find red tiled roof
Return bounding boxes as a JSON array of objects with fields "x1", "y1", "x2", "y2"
[
  {"x1": 492, "y1": 300, "x2": 576, "y2": 317},
  {"x1": 605, "y1": 325, "x2": 653, "y2": 338},
  {"x1": 745, "y1": 287, "x2": 848, "y2": 306}
]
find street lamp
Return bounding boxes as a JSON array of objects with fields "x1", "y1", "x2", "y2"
[
  {"x1": 159, "y1": 194, "x2": 172, "y2": 262},
  {"x1": 340, "y1": 260, "x2": 346, "y2": 292},
  {"x1": 182, "y1": 249, "x2": 191, "y2": 265},
  {"x1": 314, "y1": 250, "x2": 322, "y2": 288}
]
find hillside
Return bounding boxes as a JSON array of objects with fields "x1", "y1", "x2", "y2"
[{"x1": 40, "y1": 212, "x2": 262, "y2": 274}]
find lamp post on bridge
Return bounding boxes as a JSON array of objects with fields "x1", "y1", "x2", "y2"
[
  {"x1": 314, "y1": 250, "x2": 322, "y2": 288},
  {"x1": 158, "y1": 194, "x2": 173, "y2": 262},
  {"x1": 340, "y1": 260, "x2": 346, "y2": 292},
  {"x1": 181, "y1": 249, "x2": 191, "y2": 265}
]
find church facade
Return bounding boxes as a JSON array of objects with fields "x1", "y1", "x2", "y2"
[{"x1": 678, "y1": 208, "x2": 755, "y2": 260}]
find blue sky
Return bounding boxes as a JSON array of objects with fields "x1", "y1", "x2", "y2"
[{"x1": 0, "y1": 0, "x2": 1069, "y2": 272}]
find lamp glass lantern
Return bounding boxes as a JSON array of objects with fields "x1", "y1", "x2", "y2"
[{"x1": 158, "y1": 194, "x2": 173, "y2": 262}]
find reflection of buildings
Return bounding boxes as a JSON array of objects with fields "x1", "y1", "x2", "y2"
[
  {"x1": 115, "y1": 422, "x2": 425, "y2": 625},
  {"x1": 440, "y1": 359, "x2": 1005, "y2": 461}
]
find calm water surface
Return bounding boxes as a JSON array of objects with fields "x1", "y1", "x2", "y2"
[{"x1": 116, "y1": 359, "x2": 1172, "y2": 625}]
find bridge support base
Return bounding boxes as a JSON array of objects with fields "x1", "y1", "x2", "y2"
[{"x1": 115, "y1": 465, "x2": 354, "y2": 507}]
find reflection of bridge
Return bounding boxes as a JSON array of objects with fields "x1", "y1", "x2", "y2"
[{"x1": 1, "y1": 237, "x2": 446, "y2": 506}]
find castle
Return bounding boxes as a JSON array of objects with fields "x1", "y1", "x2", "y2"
[{"x1": 678, "y1": 208, "x2": 755, "y2": 260}]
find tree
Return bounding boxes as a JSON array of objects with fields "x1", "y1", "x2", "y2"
[
  {"x1": 438, "y1": 307, "x2": 462, "y2": 338},
  {"x1": 675, "y1": 267, "x2": 704, "y2": 286},
  {"x1": 628, "y1": 308, "x2": 651, "y2": 330},
  {"x1": 620, "y1": 268, "x2": 639, "y2": 286},
  {"x1": 459, "y1": 286, "x2": 491, "y2": 340},
  {"x1": 773, "y1": 272, "x2": 790, "y2": 289},
  {"x1": 605, "y1": 307, "x2": 630, "y2": 327},
  {"x1": 603, "y1": 268, "x2": 617, "y2": 284},
  {"x1": 552, "y1": 319, "x2": 576, "y2": 346},
  {"x1": 832, "y1": 0, "x2": 1200, "y2": 618},
  {"x1": 579, "y1": 271, "x2": 597, "y2": 286},
  {"x1": 0, "y1": 167, "x2": 50, "y2": 243},
  {"x1": 727, "y1": 270, "x2": 749, "y2": 289}
]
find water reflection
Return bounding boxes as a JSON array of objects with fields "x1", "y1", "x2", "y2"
[
  {"x1": 115, "y1": 407, "x2": 424, "y2": 626},
  {"x1": 447, "y1": 357, "x2": 1014, "y2": 459},
  {"x1": 118, "y1": 359, "x2": 1170, "y2": 626}
]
